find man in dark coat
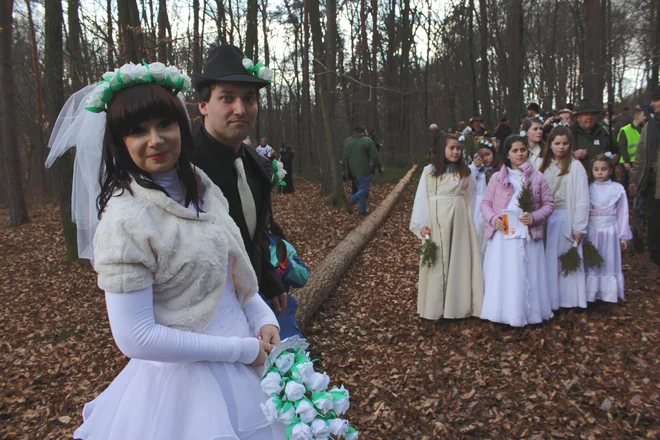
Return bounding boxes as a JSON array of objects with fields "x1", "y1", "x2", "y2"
[
  {"x1": 571, "y1": 99, "x2": 618, "y2": 168},
  {"x1": 191, "y1": 44, "x2": 288, "y2": 317}
]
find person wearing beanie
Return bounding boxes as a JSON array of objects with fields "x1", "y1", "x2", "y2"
[{"x1": 630, "y1": 86, "x2": 660, "y2": 265}]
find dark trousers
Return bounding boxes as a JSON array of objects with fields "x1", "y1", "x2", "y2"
[{"x1": 646, "y1": 191, "x2": 660, "y2": 265}]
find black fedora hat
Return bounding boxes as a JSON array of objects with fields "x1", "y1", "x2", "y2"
[
  {"x1": 192, "y1": 44, "x2": 271, "y2": 91},
  {"x1": 574, "y1": 99, "x2": 601, "y2": 115}
]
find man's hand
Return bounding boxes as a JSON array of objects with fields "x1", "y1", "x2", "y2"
[
  {"x1": 629, "y1": 183, "x2": 638, "y2": 197},
  {"x1": 258, "y1": 324, "x2": 281, "y2": 347},
  {"x1": 574, "y1": 149, "x2": 588, "y2": 160},
  {"x1": 495, "y1": 216, "x2": 505, "y2": 231},
  {"x1": 624, "y1": 163, "x2": 632, "y2": 171},
  {"x1": 520, "y1": 212, "x2": 533, "y2": 226},
  {"x1": 271, "y1": 292, "x2": 288, "y2": 316}
]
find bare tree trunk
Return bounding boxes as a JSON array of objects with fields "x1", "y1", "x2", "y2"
[
  {"x1": 478, "y1": 0, "x2": 493, "y2": 128},
  {"x1": 25, "y1": 0, "x2": 48, "y2": 193},
  {"x1": 370, "y1": 0, "x2": 379, "y2": 137},
  {"x1": 301, "y1": 0, "x2": 313, "y2": 175},
  {"x1": 245, "y1": 0, "x2": 258, "y2": 59},
  {"x1": 45, "y1": 0, "x2": 78, "y2": 264},
  {"x1": 651, "y1": 0, "x2": 660, "y2": 91},
  {"x1": 582, "y1": 0, "x2": 605, "y2": 107},
  {"x1": 0, "y1": 0, "x2": 29, "y2": 226},
  {"x1": 467, "y1": 0, "x2": 479, "y2": 116},
  {"x1": 67, "y1": 0, "x2": 85, "y2": 89},
  {"x1": 107, "y1": 0, "x2": 116, "y2": 69},
  {"x1": 192, "y1": 0, "x2": 201, "y2": 73},
  {"x1": 261, "y1": 0, "x2": 274, "y2": 140},
  {"x1": 506, "y1": 0, "x2": 524, "y2": 125},
  {"x1": 215, "y1": 0, "x2": 227, "y2": 44},
  {"x1": 157, "y1": 0, "x2": 170, "y2": 62},
  {"x1": 117, "y1": 0, "x2": 145, "y2": 62},
  {"x1": 308, "y1": 0, "x2": 345, "y2": 203}
]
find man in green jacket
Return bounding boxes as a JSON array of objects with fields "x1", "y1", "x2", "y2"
[
  {"x1": 343, "y1": 125, "x2": 382, "y2": 215},
  {"x1": 630, "y1": 86, "x2": 660, "y2": 266},
  {"x1": 571, "y1": 99, "x2": 618, "y2": 168}
]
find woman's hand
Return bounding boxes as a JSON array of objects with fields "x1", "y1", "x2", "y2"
[
  {"x1": 520, "y1": 212, "x2": 533, "y2": 226},
  {"x1": 572, "y1": 234, "x2": 584, "y2": 244},
  {"x1": 621, "y1": 241, "x2": 628, "y2": 251},
  {"x1": 249, "y1": 339, "x2": 272, "y2": 367},
  {"x1": 420, "y1": 226, "x2": 432, "y2": 237},
  {"x1": 258, "y1": 324, "x2": 281, "y2": 347},
  {"x1": 473, "y1": 154, "x2": 483, "y2": 167},
  {"x1": 495, "y1": 217, "x2": 505, "y2": 231}
]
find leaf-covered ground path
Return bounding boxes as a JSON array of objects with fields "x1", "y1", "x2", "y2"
[{"x1": 1, "y1": 178, "x2": 659, "y2": 439}]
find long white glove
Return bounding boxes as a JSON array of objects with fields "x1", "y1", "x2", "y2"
[{"x1": 105, "y1": 286, "x2": 261, "y2": 364}]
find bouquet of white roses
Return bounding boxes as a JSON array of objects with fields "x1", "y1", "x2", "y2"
[{"x1": 260, "y1": 337, "x2": 358, "y2": 440}]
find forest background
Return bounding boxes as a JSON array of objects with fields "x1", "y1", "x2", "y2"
[{"x1": 1, "y1": 0, "x2": 659, "y2": 257}]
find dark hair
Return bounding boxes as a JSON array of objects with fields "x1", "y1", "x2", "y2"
[
  {"x1": 501, "y1": 135, "x2": 527, "y2": 168},
  {"x1": 494, "y1": 122, "x2": 513, "y2": 148},
  {"x1": 477, "y1": 142, "x2": 502, "y2": 169},
  {"x1": 521, "y1": 117, "x2": 543, "y2": 133},
  {"x1": 196, "y1": 82, "x2": 216, "y2": 103},
  {"x1": 632, "y1": 107, "x2": 644, "y2": 117},
  {"x1": 590, "y1": 154, "x2": 617, "y2": 183},
  {"x1": 430, "y1": 134, "x2": 471, "y2": 178},
  {"x1": 355, "y1": 125, "x2": 366, "y2": 133},
  {"x1": 527, "y1": 103, "x2": 540, "y2": 112},
  {"x1": 540, "y1": 126, "x2": 573, "y2": 175},
  {"x1": 97, "y1": 83, "x2": 201, "y2": 218}
]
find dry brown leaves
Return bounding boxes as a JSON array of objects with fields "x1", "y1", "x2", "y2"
[{"x1": 0, "y1": 178, "x2": 658, "y2": 439}]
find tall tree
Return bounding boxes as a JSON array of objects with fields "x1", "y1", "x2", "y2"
[
  {"x1": 67, "y1": 0, "x2": 85, "y2": 89},
  {"x1": 45, "y1": 0, "x2": 78, "y2": 263},
  {"x1": 308, "y1": 0, "x2": 345, "y2": 202},
  {"x1": 107, "y1": 0, "x2": 116, "y2": 69},
  {"x1": 506, "y1": 0, "x2": 524, "y2": 125},
  {"x1": 0, "y1": 0, "x2": 29, "y2": 226},
  {"x1": 478, "y1": 0, "x2": 493, "y2": 128},
  {"x1": 245, "y1": 0, "x2": 258, "y2": 59},
  {"x1": 157, "y1": 0, "x2": 171, "y2": 62},
  {"x1": 117, "y1": 0, "x2": 145, "y2": 62},
  {"x1": 192, "y1": 0, "x2": 202, "y2": 73},
  {"x1": 582, "y1": 0, "x2": 605, "y2": 107}
]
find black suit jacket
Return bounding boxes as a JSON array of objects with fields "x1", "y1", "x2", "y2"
[{"x1": 192, "y1": 125, "x2": 285, "y2": 299}]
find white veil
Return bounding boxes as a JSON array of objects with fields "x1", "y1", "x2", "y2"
[
  {"x1": 46, "y1": 85, "x2": 106, "y2": 261},
  {"x1": 46, "y1": 82, "x2": 190, "y2": 262}
]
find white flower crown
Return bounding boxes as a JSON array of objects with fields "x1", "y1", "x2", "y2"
[
  {"x1": 519, "y1": 131, "x2": 527, "y2": 137},
  {"x1": 85, "y1": 62, "x2": 192, "y2": 113},
  {"x1": 604, "y1": 152, "x2": 613, "y2": 159},
  {"x1": 478, "y1": 139, "x2": 494, "y2": 148},
  {"x1": 552, "y1": 121, "x2": 570, "y2": 128},
  {"x1": 458, "y1": 135, "x2": 466, "y2": 142}
]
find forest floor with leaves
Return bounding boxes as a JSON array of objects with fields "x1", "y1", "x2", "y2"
[{"x1": 1, "y1": 175, "x2": 659, "y2": 439}]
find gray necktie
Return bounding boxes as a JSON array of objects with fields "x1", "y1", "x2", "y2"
[{"x1": 233, "y1": 157, "x2": 257, "y2": 239}]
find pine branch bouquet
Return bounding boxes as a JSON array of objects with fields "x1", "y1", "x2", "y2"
[
  {"x1": 416, "y1": 235, "x2": 438, "y2": 268},
  {"x1": 559, "y1": 241, "x2": 582, "y2": 276},
  {"x1": 516, "y1": 180, "x2": 534, "y2": 239},
  {"x1": 484, "y1": 169, "x2": 494, "y2": 185},
  {"x1": 582, "y1": 240, "x2": 604, "y2": 270},
  {"x1": 260, "y1": 337, "x2": 358, "y2": 440}
]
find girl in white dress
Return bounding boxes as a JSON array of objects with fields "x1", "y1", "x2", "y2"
[
  {"x1": 586, "y1": 154, "x2": 633, "y2": 303},
  {"x1": 480, "y1": 136, "x2": 555, "y2": 326},
  {"x1": 540, "y1": 126, "x2": 590, "y2": 310},
  {"x1": 469, "y1": 140, "x2": 502, "y2": 260},
  {"x1": 410, "y1": 135, "x2": 484, "y2": 320},
  {"x1": 521, "y1": 117, "x2": 545, "y2": 170},
  {"x1": 47, "y1": 65, "x2": 286, "y2": 440}
]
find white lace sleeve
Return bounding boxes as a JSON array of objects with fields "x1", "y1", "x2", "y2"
[
  {"x1": 105, "y1": 286, "x2": 259, "y2": 364},
  {"x1": 410, "y1": 166, "x2": 430, "y2": 238},
  {"x1": 242, "y1": 295, "x2": 279, "y2": 333}
]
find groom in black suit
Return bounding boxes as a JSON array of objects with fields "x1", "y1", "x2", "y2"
[{"x1": 191, "y1": 45, "x2": 288, "y2": 316}]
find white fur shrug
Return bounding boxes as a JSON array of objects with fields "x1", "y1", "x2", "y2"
[{"x1": 93, "y1": 169, "x2": 258, "y2": 333}]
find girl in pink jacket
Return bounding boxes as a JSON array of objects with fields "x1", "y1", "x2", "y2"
[{"x1": 480, "y1": 135, "x2": 555, "y2": 326}]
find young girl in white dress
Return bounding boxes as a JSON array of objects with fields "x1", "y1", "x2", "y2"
[
  {"x1": 410, "y1": 135, "x2": 484, "y2": 320},
  {"x1": 47, "y1": 66, "x2": 286, "y2": 440},
  {"x1": 521, "y1": 117, "x2": 545, "y2": 170},
  {"x1": 469, "y1": 140, "x2": 502, "y2": 260},
  {"x1": 540, "y1": 126, "x2": 590, "y2": 310},
  {"x1": 480, "y1": 135, "x2": 555, "y2": 326},
  {"x1": 586, "y1": 154, "x2": 632, "y2": 303}
]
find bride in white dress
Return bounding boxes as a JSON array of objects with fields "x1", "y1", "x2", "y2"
[{"x1": 47, "y1": 66, "x2": 286, "y2": 440}]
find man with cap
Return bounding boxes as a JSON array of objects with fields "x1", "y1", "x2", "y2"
[
  {"x1": 191, "y1": 44, "x2": 288, "y2": 323},
  {"x1": 469, "y1": 116, "x2": 489, "y2": 137},
  {"x1": 527, "y1": 103, "x2": 541, "y2": 118},
  {"x1": 571, "y1": 98, "x2": 618, "y2": 167},
  {"x1": 630, "y1": 86, "x2": 660, "y2": 266}
]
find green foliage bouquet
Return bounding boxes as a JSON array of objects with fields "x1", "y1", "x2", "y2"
[{"x1": 416, "y1": 235, "x2": 438, "y2": 268}]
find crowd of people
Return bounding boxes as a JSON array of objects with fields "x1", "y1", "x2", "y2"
[{"x1": 412, "y1": 89, "x2": 660, "y2": 327}]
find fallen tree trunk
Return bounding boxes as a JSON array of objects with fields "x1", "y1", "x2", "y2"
[{"x1": 294, "y1": 165, "x2": 418, "y2": 328}]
